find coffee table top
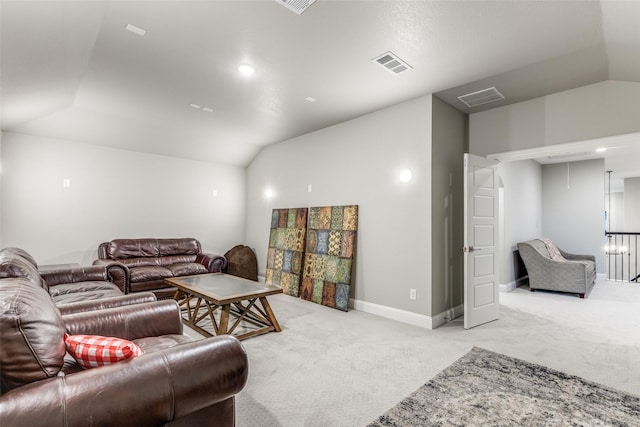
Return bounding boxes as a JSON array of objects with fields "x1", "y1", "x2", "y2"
[{"x1": 165, "y1": 273, "x2": 282, "y2": 304}]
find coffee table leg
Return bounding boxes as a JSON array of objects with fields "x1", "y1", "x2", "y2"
[
  {"x1": 218, "y1": 304, "x2": 231, "y2": 335},
  {"x1": 259, "y1": 297, "x2": 281, "y2": 332}
]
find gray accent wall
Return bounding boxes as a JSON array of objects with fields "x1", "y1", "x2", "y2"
[
  {"x1": 0, "y1": 132, "x2": 246, "y2": 264},
  {"x1": 431, "y1": 96, "x2": 466, "y2": 316},
  {"x1": 497, "y1": 160, "x2": 542, "y2": 285},
  {"x1": 246, "y1": 95, "x2": 435, "y2": 316},
  {"x1": 542, "y1": 159, "x2": 605, "y2": 273}
]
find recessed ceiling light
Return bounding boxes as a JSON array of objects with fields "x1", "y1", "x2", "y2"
[
  {"x1": 125, "y1": 24, "x2": 146, "y2": 37},
  {"x1": 238, "y1": 64, "x2": 256, "y2": 76},
  {"x1": 305, "y1": 97, "x2": 317, "y2": 103},
  {"x1": 189, "y1": 103, "x2": 201, "y2": 109},
  {"x1": 202, "y1": 107, "x2": 213, "y2": 113}
]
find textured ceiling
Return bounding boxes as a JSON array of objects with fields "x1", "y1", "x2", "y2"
[{"x1": 1, "y1": 0, "x2": 639, "y2": 170}]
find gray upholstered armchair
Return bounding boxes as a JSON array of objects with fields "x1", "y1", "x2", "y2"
[{"x1": 517, "y1": 239, "x2": 596, "y2": 298}]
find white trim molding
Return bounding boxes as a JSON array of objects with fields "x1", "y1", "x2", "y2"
[
  {"x1": 349, "y1": 298, "x2": 463, "y2": 330},
  {"x1": 500, "y1": 275, "x2": 528, "y2": 292}
]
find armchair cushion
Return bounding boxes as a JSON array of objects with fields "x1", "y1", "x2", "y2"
[
  {"x1": 0, "y1": 279, "x2": 65, "y2": 393},
  {"x1": 64, "y1": 334, "x2": 143, "y2": 369},
  {"x1": 0, "y1": 254, "x2": 47, "y2": 290}
]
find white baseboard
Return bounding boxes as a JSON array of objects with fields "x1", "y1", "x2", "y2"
[
  {"x1": 500, "y1": 275, "x2": 528, "y2": 292},
  {"x1": 430, "y1": 304, "x2": 464, "y2": 329},
  {"x1": 349, "y1": 298, "x2": 463, "y2": 330}
]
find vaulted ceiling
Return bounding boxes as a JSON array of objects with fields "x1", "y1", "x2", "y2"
[{"x1": 2, "y1": 0, "x2": 639, "y2": 169}]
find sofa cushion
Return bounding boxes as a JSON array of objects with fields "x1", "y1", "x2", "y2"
[
  {"x1": 47, "y1": 281, "x2": 123, "y2": 304},
  {"x1": 107, "y1": 238, "x2": 201, "y2": 259},
  {"x1": 167, "y1": 262, "x2": 208, "y2": 277},
  {"x1": 0, "y1": 278, "x2": 66, "y2": 393},
  {"x1": 48, "y1": 281, "x2": 121, "y2": 296},
  {"x1": 51, "y1": 290, "x2": 125, "y2": 305},
  {"x1": 134, "y1": 334, "x2": 194, "y2": 353},
  {"x1": 64, "y1": 334, "x2": 143, "y2": 369},
  {"x1": 130, "y1": 266, "x2": 173, "y2": 282}
]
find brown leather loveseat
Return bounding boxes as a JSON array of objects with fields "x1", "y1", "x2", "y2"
[
  {"x1": 94, "y1": 238, "x2": 227, "y2": 299},
  {"x1": 0, "y1": 277, "x2": 248, "y2": 426}
]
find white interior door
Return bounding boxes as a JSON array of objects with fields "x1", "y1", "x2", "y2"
[{"x1": 463, "y1": 153, "x2": 499, "y2": 329}]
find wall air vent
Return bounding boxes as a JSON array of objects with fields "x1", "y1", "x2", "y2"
[
  {"x1": 372, "y1": 51, "x2": 412, "y2": 75},
  {"x1": 275, "y1": 0, "x2": 317, "y2": 15},
  {"x1": 458, "y1": 87, "x2": 505, "y2": 108}
]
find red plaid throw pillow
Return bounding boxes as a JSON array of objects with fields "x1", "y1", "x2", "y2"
[{"x1": 64, "y1": 334, "x2": 143, "y2": 369}]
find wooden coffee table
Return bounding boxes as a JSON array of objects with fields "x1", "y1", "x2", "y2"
[{"x1": 165, "y1": 273, "x2": 282, "y2": 340}]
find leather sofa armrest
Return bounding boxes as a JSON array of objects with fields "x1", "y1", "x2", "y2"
[
  {"x1": 57, "y1": 292, "x2": 156, "y2": 316},
  {"x1": 63, "y1": 300, "x2": 183, "y2": 339},
  {"x1": 196, "y1": 253, "x2": 227, "y2": 272},
  {"x1": 105, "y1": 262, "x2": 130, "y2": 293},
  {"x1": 0, "y1": 337, "x2": 248, "y2": 427}
]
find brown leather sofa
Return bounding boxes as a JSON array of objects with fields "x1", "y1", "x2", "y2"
[
  {"x1": 0, "y1": 247, "x2": 155, "y2": 310},
  {"x1": 0, "y1": 277, "x2": 248, "y2": 426},
  {"x1": 94, "y1": 238, "x2": 227, "y2": 299}
]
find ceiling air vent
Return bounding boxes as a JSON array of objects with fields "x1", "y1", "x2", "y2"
[
  {"x1": 372, "y1": 51, "x2": 412, "y2": 75},
  {"x1": 458, "y1": 87, "x2": 505, "y2": 108},
  {"x1": 275, "y1": 0, "x2": 317, "y2": 15}
]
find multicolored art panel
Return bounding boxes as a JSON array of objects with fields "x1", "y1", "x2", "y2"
[
  {"x1": 265, "y1": 208, "x2": 308, "y2": 297},
  {"x1": 301, "y1": 205, "x2": 358, "y2": 311}
]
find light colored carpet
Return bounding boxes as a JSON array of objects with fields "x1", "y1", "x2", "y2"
[{"x1": 186, "y1": 280, "x2": 640, "y2": 426}]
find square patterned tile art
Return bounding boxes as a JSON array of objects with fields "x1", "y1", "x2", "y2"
[
  {"x1": 265, "y1": 208, "x2": 308, "y2": 297},
  {"x1": 301, "y1": 205, "x2": 358, "y2": 311}
]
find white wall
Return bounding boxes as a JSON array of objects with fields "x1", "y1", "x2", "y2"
[
  {"x1": 497, "y1": 160, "x2": 542, "y2": 286},
  {"x1": 542, "y1": 159, "x2": 605, "y2": 272},
  {"x1": 608, "y1": 191, "x2": 624, "y2": 231},
  {"x1": 0, "y1": 132, "x2": 246, "y2": 264},
  {"x1": 469, "y1": 81, "x2": 640, "y2": 156},
  {"x1": 623, "y1": 177, "x2": 640, "y2": 231},
  {"x1": 246, "y1": 96, "x2": 433, "y2": 316}
]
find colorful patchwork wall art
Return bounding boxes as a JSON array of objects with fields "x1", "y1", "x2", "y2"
[
  {"x1": 265, "y1": 208, "x2": 308, "y2": 297},
  {"x1": 300, "y1": 205, "x2": 358, "y2": 311}
]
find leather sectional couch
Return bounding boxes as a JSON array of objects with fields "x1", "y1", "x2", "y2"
[
  {"x1": 94, "y1": 238, "x2": 227, "y2": 299},
  {"x1": 0, "y1": 277, "x2": 248, "y2": 426},
  {"x1": 0, "y1": 247, "x2": 156, "y2": 311}
]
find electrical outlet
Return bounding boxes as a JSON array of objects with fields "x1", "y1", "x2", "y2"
[{"x1": 409, "y1": 288, "x2": 417, "y2": 300}]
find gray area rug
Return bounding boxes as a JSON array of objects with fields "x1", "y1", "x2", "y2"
[{"x1": 369, "y1": 347, "x2": 640, "y2": 426}]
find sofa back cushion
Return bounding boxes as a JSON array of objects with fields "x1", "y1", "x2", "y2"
[
  {"x1": 0, "y1": 278, "x2": 66, "y2": 394},
  {"x1": 0, "y1": 247, "x2": 38, "y2": 268},
  {"x1": 105, "y1": 238, "x2": 201, "y2": 260},
  {"x1": 0, "y1": 255, "x2": 46, "y2": 291}
]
